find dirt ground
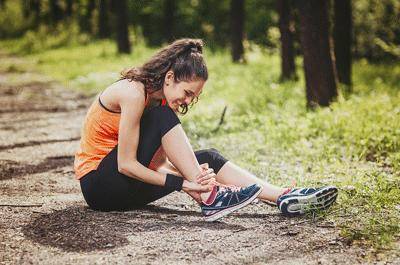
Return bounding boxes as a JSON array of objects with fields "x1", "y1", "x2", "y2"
[{"x1": 0, "y1": 57, "x2": 398, "y2": 264}]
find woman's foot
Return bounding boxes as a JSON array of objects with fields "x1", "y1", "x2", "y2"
[
  {"x1": 277, "y1": 186, "x2": 338, "y2": 217},
  {"x1": 201, "y1": 184, "x2": 262, "y2": 222}
]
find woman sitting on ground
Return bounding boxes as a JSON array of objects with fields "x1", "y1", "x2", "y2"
[{"x1": 74, "y1": 38, "x2": 338, "y2": 222}]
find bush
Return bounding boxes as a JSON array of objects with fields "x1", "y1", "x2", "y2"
[{"x1": 14, "y1": 23, "x2": 91, "y2": 55}]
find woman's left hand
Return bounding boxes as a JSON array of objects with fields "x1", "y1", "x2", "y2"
[{"x1": 197, "y1": 163, "x2": 217, "y2": 186}]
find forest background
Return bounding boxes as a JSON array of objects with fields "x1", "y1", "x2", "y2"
[{"x1": 0, "y1": 0, "x2": 399, "y2": 259}]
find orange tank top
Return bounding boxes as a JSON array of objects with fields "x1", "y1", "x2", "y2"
[{"x1": 74, "y1": 93, "x2": 166, "y2": 180}]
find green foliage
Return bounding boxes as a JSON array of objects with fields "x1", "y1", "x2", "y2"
[
  {"x1": 0, "y1": 1, "x2": 31, "y2": 38},
  {"x1": 353, "y1": 0, "x2": 400, "y2": 60},
  {"x1": 11, "y1": 23, "x2": 91, "y2": 54},
  {"x1": 1, "y1": 0, "x2": 399, "y2": 62}
]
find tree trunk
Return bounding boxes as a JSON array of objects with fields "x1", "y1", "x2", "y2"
[
  {"x1": 98, "y1": 0, "x2": 111, "y2": 38},
  {"x1": 333, "y1": 0, "x2": 352, "y2": 88},
  {"x1": 80, "y1": 0, "x2": 95, "y2": 33},
  {"x1": 277, "y1": 0, "x2": 296, "y2": 80},
  {"x1": 65, "y1": 0, "x2": 73, "y2": 17},
  {"x1": 113, "y1": 0, "x2": 131, "y2": 54},
  {"x1": 164, "y1": 0, "x2": 176, "y2": 42},
  {"x1": 49, "y1": 0, "x2": 63, "y2": 23},
  {"x1": 230, "y1": 0, "x2": 245, "y2": 62},
  {"x1": 28, "y1": 0, "x2": 41, "y2": 27},
  {"x1": 297, "y1": 0, "x2": 337, "y2": 108},
  {"x1": 21, "y1": 0, "x2": 31, "y2": 18}
]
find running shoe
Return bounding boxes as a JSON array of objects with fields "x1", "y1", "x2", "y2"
[
  {"x1": 277, "y1": 186, "x2": 338, "y2": 217},
  {"x1": 201, "y1": 184, "x2": 262, "y2": 222}
]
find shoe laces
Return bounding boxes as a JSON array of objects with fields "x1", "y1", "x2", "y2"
[{"x1": 217, "y1": 184, "x2": 241, "y2": 193}]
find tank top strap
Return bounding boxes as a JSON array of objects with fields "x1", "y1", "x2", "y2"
[{"x1": 144, "y1": 91, "x2": 149, "y2": 107}]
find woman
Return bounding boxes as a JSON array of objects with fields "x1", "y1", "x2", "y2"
[{"x1": 74, "y1": 38, "x2": 338, "y2": 222}]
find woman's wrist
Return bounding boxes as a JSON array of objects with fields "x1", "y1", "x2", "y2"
[{"x1": 165, "y1": 173, "x2": 184, "y2": 191}]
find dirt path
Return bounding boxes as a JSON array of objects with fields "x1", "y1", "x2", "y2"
[{"x1": 0, "y1": 59, "x2": 396, "y2": 265}]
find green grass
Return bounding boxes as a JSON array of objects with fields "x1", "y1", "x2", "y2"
[{"x1": 0, "y1": 39, "x2": 399, "y2": 249}]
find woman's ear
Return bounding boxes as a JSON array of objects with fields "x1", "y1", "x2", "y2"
[{"x1": 165, "y1": 70, "x2": 174, "y2": 85}]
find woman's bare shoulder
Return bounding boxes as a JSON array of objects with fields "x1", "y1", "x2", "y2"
[
  {"x1": 113, "y1": 79, "x2": 146, "y2": 99},
  {"x1": 101, "y1": 79, "x2": 146, "y2": 112},
  {"x1": 105, "y1": 79, "x2": 145, "y2": 105}
]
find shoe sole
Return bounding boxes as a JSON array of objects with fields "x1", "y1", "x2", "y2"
[
  {"x1": 279, "y1": 186, "x2": 338, "y2": 217},
  {"x1": 204, "y1": 186, "x2": 263, "y2": 222}
]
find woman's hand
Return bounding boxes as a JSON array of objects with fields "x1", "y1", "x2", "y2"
[
  {"x1": 196, "y1": 163, "x2": 217, "y2": 186},
  {"x1": 182, "y1": 179, "x2": 214, "y2": 193}
]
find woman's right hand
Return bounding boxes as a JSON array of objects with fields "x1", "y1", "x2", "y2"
[{"x1": 182, "y1": 179, "x2": 214, "y2": 193}]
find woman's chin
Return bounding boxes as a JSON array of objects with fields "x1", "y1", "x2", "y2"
[{"x1": 168, "y1": 102, "x2": 178, "y2": 111}]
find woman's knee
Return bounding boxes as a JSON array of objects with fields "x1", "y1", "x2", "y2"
[
  {"x1": 144, "y1": 106, "x2": 181, "y2": 136},
  {"x1": 195, "y1": 148, "x2": 229, "y2": 174}
]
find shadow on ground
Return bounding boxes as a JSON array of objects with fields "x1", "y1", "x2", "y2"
[
  {"x1": 22, "y1": 205, "x2": 246, "y2": 252},
  {"x1": 0, "y1": 155, "x2": 74, "y2": 181}
]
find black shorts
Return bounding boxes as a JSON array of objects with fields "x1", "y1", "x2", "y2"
[{"x1": 79, "y1": 105, "x2": 228, "y2": 211}]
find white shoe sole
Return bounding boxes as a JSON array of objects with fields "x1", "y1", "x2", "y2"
[
  {"x1": 279, "y1": 186, "x2": 338, "y2": 216},
  {"x1": 204, "y1": 186, "x2": 263, "y2": 222}
]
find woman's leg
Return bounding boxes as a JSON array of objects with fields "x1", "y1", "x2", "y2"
[
  {"x1": 190, "y1": 148, "x2": 286, "y2": 203},
  {"x1": 161, "y1": 125, "x2": 203, "y2": 182},
  {"x1": 160, "y1": 125, "x2": 213, "y2": 201},
  {"x1": 216, "y1": 162, "x2": 286, "y2": 203}
]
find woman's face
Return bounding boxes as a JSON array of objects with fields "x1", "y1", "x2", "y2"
[{"x1": 163, "y1": 71, "x2": 205, "y2": 112}]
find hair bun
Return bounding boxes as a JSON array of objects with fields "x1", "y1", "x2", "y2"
[{"x1": 189, "y1": 40, "x2": 203, "y2": 54}]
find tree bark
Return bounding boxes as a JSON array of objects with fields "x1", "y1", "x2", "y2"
[
  {"x1": 164, "y1": 0, "x2": 176, "y2": 43},
  {"x1": 277, "y1": 0, "x2": 296, "y2": 80},
  {"x1": 230, "y1": 0, "x2": 245, "y2": 62},
  {"x1": 80, "y1": 0, "x2": 95, "y2": 33},
  {"x1": 113, "y1": 0, "x2": 131, "y2": 54},
  {"x1": 65, "y1": 0, "x2": 73, "y2": 17},
  {"x1": 333, "y1": 0, "x2": 352, "y2": 88},
  {"x1": 297, "y1": 0, "x2": 338, "y2": 108},
  {"x1": 49, "y1": 0, "x2": 63, "y2": 23},
  {"x1": 98, "y1": 0, "x2": 111, "y2": 38}
]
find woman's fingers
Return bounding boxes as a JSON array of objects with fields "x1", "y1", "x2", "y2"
[
  {"x1": 194, "y1": 182, "x2": 213, "y2": 192},
  {"x1": 183, "y1": 180, "x2": 213, "y2": 193},
  {"x1": 197, "y1": 168, "x2": 214, "y2": 180},
  {"x1": 198, "y1": 174, "x2": 216, "y2": 184},
  {"x1": 194, "y1": 165, "x2": 211, "y2": 180}
]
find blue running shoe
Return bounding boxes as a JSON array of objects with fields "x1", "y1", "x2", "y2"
[
  {"x1": 201, "y1": 184, "x2": 262, "y2": 222},
  {"x1": 277, "y1": 186, "x2": 338, "y2": 217}
]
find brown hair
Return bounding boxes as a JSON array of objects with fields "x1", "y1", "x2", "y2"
[{"x1": 121, "y1": 38, "x2": 208, "y2": 114}]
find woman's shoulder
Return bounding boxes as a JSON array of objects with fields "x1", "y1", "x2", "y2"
[
  {"x1": 113, "y1": 79, "x2": 145, "y2": 97},
  {"x1": 107, "y1": 79, "x2": 146, "y2": 104},
  {"x1": 100, "y1": 79, "x2": 147, "y2": 113}
]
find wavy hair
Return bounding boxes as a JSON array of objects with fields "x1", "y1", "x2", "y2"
[{"x1": 121, "y1": 38, "x2": 208, "y2": 114}]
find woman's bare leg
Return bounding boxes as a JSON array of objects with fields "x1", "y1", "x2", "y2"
[
  {"x1": 216, "y1": 161, "x2": 287, "y2": 203},
  {"x1": 161, "y1": 124, "x2": 210, "y2": 201}
]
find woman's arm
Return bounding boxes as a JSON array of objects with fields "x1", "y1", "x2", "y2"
[
  {"x1": 115, "y1": 81, "x2": 212, "y2": 192},
  {"x1": 116, "y1": 83, "x2": 168, "y2": 186}
]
